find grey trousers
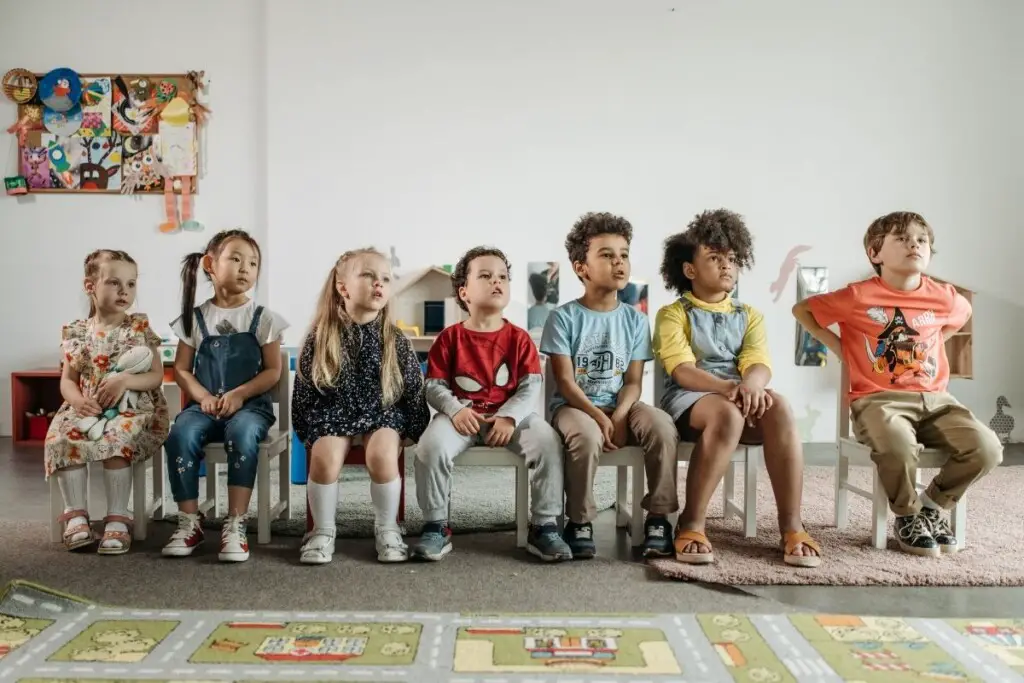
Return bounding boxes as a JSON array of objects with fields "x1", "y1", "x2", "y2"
[{"x1": 414, "y1": 412, "x2": 564, "y2": 524}]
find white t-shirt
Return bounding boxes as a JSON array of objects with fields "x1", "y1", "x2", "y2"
[{"x1": 170, "y1": 299, "x2": 289, "y2": 348}]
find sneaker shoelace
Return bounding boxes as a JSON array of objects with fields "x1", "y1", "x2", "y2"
[
  {"x1": 302, "y1": 529, "x2": 335, "y2": 551},
  {"x1": 646, "y1": 525, "x2": 667, "y2": 539},
  {"x1": 222, "y1": 517, "x2": 245, "y2": 542},
  {"x1": 899, "y1": 514, "x2": 932, "y2": 540},
  {"x1": 924, "y1": 510, "x2": 953, "y2": 537},
  {"x1": 172, "y1": 514, "x2": 199, "y2": 540},
  {"x1": 573, "y1": 525, "x2": 593, "y2": 540}
]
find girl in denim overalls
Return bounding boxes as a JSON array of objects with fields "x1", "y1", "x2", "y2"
[{"x1": 162, "y1": 230, "x2": 289, "y2": 563}]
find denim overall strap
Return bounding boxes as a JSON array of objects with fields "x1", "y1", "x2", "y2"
[
  {"x1": 248, "y1": 305, "x2": 264, "y2": 336},
  {"x1": 193, "y1": 306, "x2": 211, "y2": 341}
]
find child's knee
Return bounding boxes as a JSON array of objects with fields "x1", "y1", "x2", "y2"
[
  {"x1": 166, "y1": 421, "x2": 204, "y2": 454},
  {"x1": 974, "y1": 429, "x2": 1004, "y2": 472},
  {"x1": 705, "y1": 403, "x2": 745, "y2": 441}
]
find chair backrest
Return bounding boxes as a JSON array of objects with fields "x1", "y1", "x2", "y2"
[
  {"x1": 272, "y1": 349, "x2": 290, "y2": 432},
  {"x1": 652, "y1": 357, "x2": 668, "y2": 408},
  {"x1": 836, "y1": 363, "x2": 852, "y2": 440},
  {"x1": 543, "y1": 355, "x2": 557, "y2": 423}
]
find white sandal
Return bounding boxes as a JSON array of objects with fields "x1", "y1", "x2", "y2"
[{"x1": 300, "y1": 529, "x2": 336, "y2": 565}]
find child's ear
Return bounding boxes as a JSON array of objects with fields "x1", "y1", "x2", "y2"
[
  {"x1": 868, "y1": 248, "x2": 883, "y2": 266},
  {"x1": 201, "y1": 254, "x2": 215, "y2": 275},
  {"x1": 458, "y1": 285, "x2": 469, "y2": 307},
  {"x1": 682, "y1": 261, "x2": 696, "y2": 280},
  {"x1": 83, "y1": 278, "x2": 94, "y2": 295},
  {"x1": 572, "y1": 261, "x2": 587, "y2": 281},
  {"x1": 335, "y1": 279, "x2": 347, "y2": 299}
]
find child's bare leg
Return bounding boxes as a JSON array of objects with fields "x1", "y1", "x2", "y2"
[
  {"x1": 301, "y1": 436, "x2": 351, "y2": 565},
  {"x1": 758, "y1": 390, "x2": 816, "y2": 558},
  {"x1": 678, "y1": 396, "x2": 744, "y2": 554},
  {"x1": 364, "y1": 428, "x2": 407, "y2": 562}
]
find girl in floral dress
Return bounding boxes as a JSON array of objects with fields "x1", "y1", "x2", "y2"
[{"x1": 45, "y1": 250, "x2": 169, "y2": 554}]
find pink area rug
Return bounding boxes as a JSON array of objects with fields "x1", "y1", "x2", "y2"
[{"x1": 649, "y1": 464, "x2": 1023, "y2": 586}]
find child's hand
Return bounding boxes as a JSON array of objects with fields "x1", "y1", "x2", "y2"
[
  {"x1": 719, "y1": 379, "x2": 741, "y2": 399},
  {"x1": 610, "y1": 410, "x2": 630, "y2": 448},
  {"x1": 483, "y1": 416, "x2": 515, "y2": 447},
  {"x1": 734, "y1": 382, "x2": 772, "y2": 421},
  {"x1": 595, "y1": 411, "x2": 618, "y2": 451},
  {"x1": 217, "y1": 390, "x2": 244, "y2": 418},
  {"x1": 200, "y1": 394, "x2": 220, "y2": 415},
  {"x1": 94, "y1": 374, "x2": 128, "y2": 409},
  {"x1": 73, "y1": 396, "x2": 103, "y2": 417},
  {"x1": 452, "y1": 407, "x2": 484, "y2": 436}
]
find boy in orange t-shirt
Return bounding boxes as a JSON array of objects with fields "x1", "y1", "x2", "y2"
[{"x1": 793, "y1": 211, "x2": 1002, "y2": 557}]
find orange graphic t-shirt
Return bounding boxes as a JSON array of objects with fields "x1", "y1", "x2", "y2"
[{"x1": 807, "y1": 276, "x2": 971, "y2": 400}]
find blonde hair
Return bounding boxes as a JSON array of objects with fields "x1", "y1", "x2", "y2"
[
  {"x1": 303, "y1": 248, "x2": 403, "y2": 406},
  {"x1": 84, "y1": 249, "x2": 137, "y2": 317}
]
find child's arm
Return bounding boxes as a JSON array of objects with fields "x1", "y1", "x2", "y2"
[
  {"x1": 792, "y1": 298, "x2": 843, "y2": 357},
  {"x1": 493, "y1": 331, "x2": 543, "y2": 427},
  {"x1": 95, "y1": 346, "x2": 164, "y2": 410},
  {"x1": 654, "y1": 305, "x2": 735, "y2": 395},
  {"x1": 614, "y1": 361, "x2": 643, "y2": 414},
  {"x1": 218, "y1": 341, "x2": 283, "y2": 418},
  {"x1": 423, "y1": 331, "x2": 467, "y2": 417},
  {"x1": 736, "y1": 306, "x2": 772, "y2": 390},
  {"x1": 547, "y1": 354, "x2": 606, "y2": 420},
  {"x1": 61, "y1": 362, "x2": 101, "y2": 417},
  {"x1": 173, "y1": 341, "x2": 214, "y2": 402},
  {"x1": 941, "y1": 288, "x2": 973, "y2": 340}
]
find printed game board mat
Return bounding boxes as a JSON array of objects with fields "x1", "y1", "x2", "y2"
[{"x1": 1, "y1": 581, "x2": 1022, "y2": 682}]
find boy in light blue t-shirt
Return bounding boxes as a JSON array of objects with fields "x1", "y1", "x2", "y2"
[{"x1": 541, "y1": 212, "x2": 680, "y2": 560}]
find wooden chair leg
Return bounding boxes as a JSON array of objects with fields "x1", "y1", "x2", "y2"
[
  {"x1": 515, "y1": 464, "x2": 529, "y2": 548},
  {"x1": 278, "y1": 441, "x2": 291, "y2": 521},
  {"x1": 871, "y1": 469, "x2": 888, "y2": 550},
  {"x1": 615, "y1": 466, "x2": 628, "y2": 528},
  {"x1": 743, "y1": 449, "x2": 758, "y2": 538},
  {"x1": 49, "y1": 476, "x2": 63, "y2": 543},
  {"x1": 132, "y1": 461, "x2": 147, "y2": 541},
  {"x1": 723, "y1": 461, "x2": 736, "y2": 520},
  {"x1": 629, "y1": 463, "x2": 644, "y2": 546},
  {"x1": 952, "y1": 496, "x2": 967, "y2": 549},
  {"x1": 257, "y1": 451, "x2": 271, "y2": 544},
  {"x1": 835, "y1": 452, "x2": 849, "y2": 529}
]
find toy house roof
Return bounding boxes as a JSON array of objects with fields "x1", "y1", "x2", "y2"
[{"x1": 393, "y1": 266, "x2": 452, "y2": 295}]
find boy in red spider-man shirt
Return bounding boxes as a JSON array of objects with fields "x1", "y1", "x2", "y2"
[{"x1": 411, "y1": 246, "x2": 572, "y2": 564}]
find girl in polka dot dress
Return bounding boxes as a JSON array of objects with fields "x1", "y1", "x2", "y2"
[{"x1": 292, "y1": 247, "x2": 429, "y2": 565}]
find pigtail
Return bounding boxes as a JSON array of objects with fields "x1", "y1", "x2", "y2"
[{"x1": 179, "y1": 252, "x2": 204, "y2": 338}]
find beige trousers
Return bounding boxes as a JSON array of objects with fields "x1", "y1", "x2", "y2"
[
  {"x1": 851, "y1": 390, "x2": 1003, "y2": 516},
  {"x1": 553, "y1": 401, "x2": 679, "y2": 524}
]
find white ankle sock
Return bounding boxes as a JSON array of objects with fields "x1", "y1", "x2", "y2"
[
  {"x1": 370, "y1": 478, "x2": 401, "y2": 529},
  {"x1": 56, "y1": 467, "x2": 88, "y2": 539},
  {"x1": 920, "y1": 492, "x2": 940, "y2": 511},
  {"x1": 307, "y1": 481, "x2": 338, "y2": 532},
  {"x1": 102, "y1": 467, "x2": 132, "y2": 546}
]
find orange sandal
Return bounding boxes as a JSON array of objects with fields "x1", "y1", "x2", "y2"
[
  {"x1": 674, "y1": 530, "x2": 715, "y2": 564},
  {"x1": 781, "y1": 530, "x2": 822, "y2": 568},
  {"x1": 58, "y1": 509, "x2": 95, "y2": 551},
  {"x1": 96, "y1": 515, "x2": 133, "y2": 556}
]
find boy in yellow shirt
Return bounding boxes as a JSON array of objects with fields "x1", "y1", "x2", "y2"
[{"x1": 653, "y1": 209, "x2": 821, "y2": 568}]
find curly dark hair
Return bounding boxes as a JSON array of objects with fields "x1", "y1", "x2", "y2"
[
  {"x1": 451, "y1": 246, "x2": 511, "y2": 311},
  {"x1": 660, "y1": 209, "x2": 754, "y2": 295},
  {"x1": 564, "y1": 212, "x2": 633, "y2": 267}
]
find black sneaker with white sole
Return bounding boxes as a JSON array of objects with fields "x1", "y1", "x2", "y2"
[
  {"x1": 894, "y1": 512, "x2": 940, "y2": 557},
  {"x1": 563, "y1": 521, "x2": 596, "y2": 559},
  {"x1": 920, "y1": 507, "x2": 958, "y2": 553}
]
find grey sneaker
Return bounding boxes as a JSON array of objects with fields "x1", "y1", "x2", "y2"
[
  {"x1": 920, "y1": 507, "x2": 958, "y2": 554},
  {"x1": 526, "y1": 524, "x2": 573, "y2": 562},
  {"x1": 894, "y1": 512, "x2": 940, "y2": 557},
  {"x1": 412, "y1": 521, "x2": 452, "y2": 561}
]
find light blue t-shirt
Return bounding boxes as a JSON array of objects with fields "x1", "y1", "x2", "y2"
[{"x1": 540, "y1": 300, "x2": 653, "y2": 411}]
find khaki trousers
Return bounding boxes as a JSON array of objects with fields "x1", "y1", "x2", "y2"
[
  {"x1": 851, "y1": 390, "x2": 1003, "y2": 516},
  {"x1": 553, "y1": 402, "x2": 679, "y2": 524}
]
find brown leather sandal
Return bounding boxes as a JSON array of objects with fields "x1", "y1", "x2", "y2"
[
  {"x1": 58, "y1": 509, "x2": 95, "y2": 551},
  {"x1": 781, "y1": 530, "x2": 822, "y2": 568},
  {"x1": 96, "y1": 515, "x2": 133, "y2": 555},
  {"x1": 674, "y1": 529, "x2": 715, "y2": 564}
]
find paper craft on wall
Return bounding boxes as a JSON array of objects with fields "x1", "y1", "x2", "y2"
[
  {"x1": 38, "y1": 68, "x2": 81, "y2": 112},
  {"x1": 770, "y1": 244, "x2": 813, "y2": 303},
  {"x1": 120, "y1": 134, "x2": 162, "y2": 194},
  {"x1": 80, "y1": 133, "x2": 121, "y2": 191},
  {"x1": 795, "y1": 266, "x2": 829, "y2": 366},
  {"x1": 2, "y1": 68, "x2": 37, "y2": 104},
  {"x1": 20, "y1": 146, "x2": 51, "y2": 189},
  {"x1": 159, "y1": 121, "x2": 196, "y2": 176},
  {"x1": 527, "y1": 262, "x2": 559, "y2": 333},
  {"x1": 112, "y1": 76, "x2": 157, "y2": 135},
  {"x1": 42, "y1": 134, "x2": 87, "y2": 189},
  {"x1": 79, "y1": 77, "x2": 112, "y2": 137},
  {"x1": 43, "y1": 105, "x2": 82, "y2": 137}
]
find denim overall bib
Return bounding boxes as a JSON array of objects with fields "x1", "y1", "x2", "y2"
[
  {"x1": 661, "y1": 297, "x2": 748, "y2": 421},
  {"x1": 166, "y1": 305, "x2": 275, "y2": 502},
  {"x1": 190, "y1": 305, "x2": 275, "y2": 422}
]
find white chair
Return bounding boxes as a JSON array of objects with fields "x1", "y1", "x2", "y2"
[
  {"x1": 835, "y1": 364, "x2": 966, "y2": 549},
  {"x1": 543, "y1": 360, "x2": 646, "y2": 546},
  {"x1": 163, "y1": 350, "x2": 292, "y2": 545},
  {"x1": 49, "y1": 459, "x2": 148, "y2": 543},
  {"x1": 653, "y1": 360, "x2": 761, "y2": 538}
]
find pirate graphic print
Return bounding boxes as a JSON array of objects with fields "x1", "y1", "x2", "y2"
[{"x1": 864, "y1": 306, "x2": 938, "y2": 385}]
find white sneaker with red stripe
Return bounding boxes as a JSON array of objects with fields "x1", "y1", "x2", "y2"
[
  {"x1": 218, "y1": 515, "x2": 250, "y2": 562},
  {"x1": 162, "y1": 512, "x2": 205, "y2": 557}
]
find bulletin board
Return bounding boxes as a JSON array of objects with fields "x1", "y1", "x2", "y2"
[{"x1": 5, "y1": 69, "x2": 208, "y2": 196}]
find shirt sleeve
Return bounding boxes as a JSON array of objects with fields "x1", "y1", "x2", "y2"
[
  {"x1": 169, "y1": 314, "x2": 196, "y2": 348},
  {"x1": 652, "y1": 304, "x2": 695, "y2": 375},
  {"x1": 494, "y1": 328, "x2": 543, "y2": 425},
  {"x1": 946, "y1": 288, "x2": 972, "y2": 331},
  {"x1": 737, "y1": 305, "x2": 772, "y2": 375},
  {"x1": 539, "y1": 306, "x2": 572, "y2": 356},
  {"x1": 256, "y1": 308, "x2": 289, "y2": 346},
  {"x1": 630, "y1": 313, "x2": 654, "y2": 362},
  {"x1": 423, "y1": 330, "x2": 466, "y2": 418},
  {"x1": 805, "y1": 287, "x2": 855, "y2": 328}
]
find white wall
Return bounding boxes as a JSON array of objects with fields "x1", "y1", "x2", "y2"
[
  {"x1": 0, "y1": 0, "x2": 266, "y2": 434},
  {"x1": 267, "y1": 1, "x2": 1020, "y2": 440},
  {"x1": 2, "y1": 1, "x2": 1020, "y2": 440}
]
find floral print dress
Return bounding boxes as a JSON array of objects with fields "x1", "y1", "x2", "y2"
[{"x1": 44, "y1": 313, "x2": 170, "y2": 478}]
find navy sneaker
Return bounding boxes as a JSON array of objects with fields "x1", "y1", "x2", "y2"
[
  {"x1": 642, "y1": 515, "x2": 674, "y2": 558},
  {"x1": 412, "y1": 521, "x2": 453, "y2": 561},
  {"x1": 563, "y1": 521, "x2": 596, "y2": 559},
  {"x1": 920, "y1": 507, "x2": 958, "y2": 554},
  {"x1": 894, "y1": 513, "x2": 940, "y2": 557},
  {"x1": 526, "y1": 524, "x2": 573, "y2": 562}
]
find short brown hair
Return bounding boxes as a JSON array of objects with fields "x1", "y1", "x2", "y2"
[
  {"x1": 451, "y1": 246, "x2": 511, "y2": 312},
  {"x1": 564, "y1": 212, "x2": 633, "y2": 267},
  {"x1": 863, "y1": 211, "x2": 936, "y2": 275}
]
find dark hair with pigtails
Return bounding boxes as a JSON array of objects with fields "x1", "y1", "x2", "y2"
[
  {"x1": 84, "y1": 249, "x2": 137, "y2": 317},
  {"x1": 179, "y1": 228, "x2": 262, "y2": 337}
]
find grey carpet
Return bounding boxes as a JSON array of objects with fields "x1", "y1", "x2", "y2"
[{"x1": 157, "y1": 460, "x2": 621, "y2": 537}]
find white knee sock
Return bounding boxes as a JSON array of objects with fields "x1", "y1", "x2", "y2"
[
  {"x1": 102, "y1": 467, "x2": 132, "y2": 546},
  {"x1": 307, "y1": 481, "x2": 339, "y2": 532},
  {"x1": 370, "y1": 478, "x2": 401, "y2": 529},
  {"x1": 57, "y1": 467, "x2": 88, "y2": 540}
]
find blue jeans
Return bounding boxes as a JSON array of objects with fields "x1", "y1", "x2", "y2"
[{"x1": 165, "y1": 405, "x2": 273, "y2": 503}]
